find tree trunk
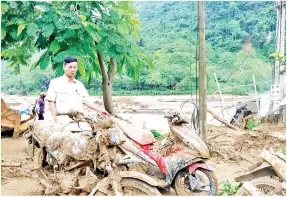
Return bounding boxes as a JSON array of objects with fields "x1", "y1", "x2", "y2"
[
  {"x1": 97, "y1": 52, "x2": 116, "y2": 115},
  {"x1": 102, "y1": 79, "x2": 114, "y2": 115}
]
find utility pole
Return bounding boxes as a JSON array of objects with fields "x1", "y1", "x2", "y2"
[
  {"x1": 198, "y1": 0, "x2": 207, "y2": 142},
  {"x1": 272, "y1": 0, "x2": 285, "y2": 120},
  {"x1": 274, "y1": 0, "x2": 285, "y2": 85}
]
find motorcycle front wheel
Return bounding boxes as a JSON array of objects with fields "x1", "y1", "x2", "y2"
[
  {"x1": 235, "y1": 177, "x2": 285, "y2": 196},
  {"x1": 174, "y1": 168, "x2": 218, "y2": 196},
  {"x1": 94, "y1": 178, "x2": 162, "y2": 196}
]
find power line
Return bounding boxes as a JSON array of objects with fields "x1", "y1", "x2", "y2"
[{"x1": 224, "y1": 46, "x2": 253, "y2": 83}]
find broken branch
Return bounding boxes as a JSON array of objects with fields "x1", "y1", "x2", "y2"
[
  {"x1": 207, "y1": 108, "x2": 240, "y2": 131},
  {"x1": 64, "y1": 161, "x2": 88, "y2": 171},
  {"x1": 1, "y1": 162, "x2": 21, "y2": 167}
]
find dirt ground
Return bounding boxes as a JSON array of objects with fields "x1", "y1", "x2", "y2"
[{"x1": 1, "y1": 95, "x2": 286, "y2": 195}]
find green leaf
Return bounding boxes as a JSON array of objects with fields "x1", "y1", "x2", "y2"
[
  {"x1": 17, "y1": 24, "x2": 26, "y2": 36},
  {"x1": 13, "y1": 64, "x2": 20, "y2": 75},
  {"x1": 39, "y1": 56, "x2": 50, "y2": 70},
  {"x1": 57, "y1": 11, "x2": 62, "y2": 16},
  {"x1": 68, "y1": 24, "x2": 82, "y2": 30},
  {"x1": 79, "y1": 14, "x2": 87, "y2": 22},
  {"x1": 55, "y1": 64, "x2": 64, "y2": 76},
  {"x1": 269, "y1": 52, "x2": 279, "y2": 58},
  {"x1": 278, "y1": 56, "x2": 284, "y2": 62},
  {"x1": 85, "y1": 24, "x2": 101, "y2": 42},
  {"x1": 49, "y1": 40, "x2": 61, "y2": 55},
  {"x1": 88, "y1": 71, "x2": 92, "y2": 85},
  {"x1": 9, "y1": 1, "x2": 18, "y2": 9},
  {"x1": 1, "y1": 26, "x2": 7, "y2": 40},
  {"x1": 1, "y1": 3, "x2": 9, "y2": 14},
  {"x1": 145, "y1": 57, "x2": 156, "y2": 71},
  {"x1": 77, "y1": 57, "x2": 86, "y2": 79},
  {"x1": 42, "y1": 23, "x2": 55, "y2": 38},
  {"x1": 82, "y1": 21, "x2": 88, "y2": 27},
  {"x1": 117, "y1": 56, "x2": 125, "y2": 74},
  {"x1": 53, "y1": 51, "x2": 68, "y2": 63},
  {"x1": 6, "y1": 20, "x2": 26, "y2": 26},
  {"x1": 27, "y1": 23, "x2": 38, "y2": 36}
]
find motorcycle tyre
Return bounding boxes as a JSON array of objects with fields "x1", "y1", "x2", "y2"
[
  {"x1": 94, "y1": 178, "x2": 161, "y2": 196},
  {"x1": 174, "y1": 168, "x2": 218, "y2": 196},
  {"x1": 235, "y1": 176, "x2": 285, "y2": 196}
]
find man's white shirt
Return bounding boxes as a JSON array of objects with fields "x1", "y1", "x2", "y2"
[{"x1": 46, "y1": 75, "x2": 89, "y2": 115}]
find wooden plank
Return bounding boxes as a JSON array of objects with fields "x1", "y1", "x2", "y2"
[{"x1": 1, "y1": 162, "x2": 21, "y2": 167}]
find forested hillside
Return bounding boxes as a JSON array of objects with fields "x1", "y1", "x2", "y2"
[{"x1": 1, "y1": 1, "x2": 277, "y2": 96}]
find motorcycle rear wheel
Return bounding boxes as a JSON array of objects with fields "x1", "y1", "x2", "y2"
[
  {"x1": 95, "y1": 178, "x2": 162, "y2": 196},
  {"x1": 174, "y1": 168, "x2": 218, "y2": 196},
  {"x1": 235, "y1": 177, "x2": 285, "y2": 196}
]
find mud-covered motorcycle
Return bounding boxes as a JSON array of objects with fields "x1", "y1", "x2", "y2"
[
  {"x1": 109, "y1": 110, "x2": 218, "y2": 196},
  {"x1": 24, "y1": 110, "x2": 218, "y2": 195}
]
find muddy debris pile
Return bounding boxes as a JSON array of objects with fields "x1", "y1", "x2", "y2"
[
  {"x1": 24, "y1": 113, "x2": 125, "y2": 195},
  {"x1": 207, "y1": 124, "x2": 286, "y2": 161}
]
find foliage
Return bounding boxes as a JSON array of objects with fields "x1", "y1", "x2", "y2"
[
  {"x1": 269, "y1": 52, "x2": 286, "y2": 66},
  {"x1": 151, "y1": 130, "x2": 163, "y2": 138},
  {"x1": 134, "y1": 1, "x2": 275, "y2": 95},
  {"x1": 217, "y1": 179, "x2": 241, "y2": 196},
  {"x1": 1, "y1": 1, "x2": 153, "y2": 87},
  {"x1": 246, "y1": 118, "x2": 261, "y2": 130},
  {"x1": 1, "y1": 1, "x2": 277, "y2": 96},
  {"x1": 282, "y1": 148, "x2": 286, "y2": 156},
  {"x1": 1, "y1": 62, "x2": 55, "y2": 95}
]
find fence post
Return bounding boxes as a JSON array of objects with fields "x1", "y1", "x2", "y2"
[{"x1": 253, "y1": 75, "x2": 260, "y2": 115}]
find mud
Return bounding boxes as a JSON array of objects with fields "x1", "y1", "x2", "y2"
[
  {"x1": 1, "y1": 95, "x2": 286, "y2": 195},
  {"x1": 207, "y1": 124, "x2": 286, "y2": 162}
]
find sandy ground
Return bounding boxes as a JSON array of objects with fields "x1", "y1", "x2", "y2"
[
  {"x1": 1, "y1": 95, "x2": 286, "y2": 195},
  {"x1": 1, "y1": 137, "x2": 44, "y2": 195}
]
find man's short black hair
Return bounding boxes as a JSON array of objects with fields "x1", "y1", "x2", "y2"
[{"x1": 64, "y1": 56, "x2": 77, "y2": 65}]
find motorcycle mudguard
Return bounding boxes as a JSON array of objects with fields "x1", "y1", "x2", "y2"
[
  {"x1": 170, "y1": 125, "x2": 210, "y2": 159},
  {"x1": 188, "y1": 162, "x2": 213, "y2": 174}
]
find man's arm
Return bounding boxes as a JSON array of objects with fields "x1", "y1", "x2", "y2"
[
  {"x1": 46, "y1": 80, "x2": 61, "y2": 123},
  {"x1": 84, "y1": 99, "x2": 110, "y2": 115},
  {"x1": 48, "y1": 101, "x2": 61, "y2": 123},
  {"x1": 79, "y1": 82, "x2": 110, "y2": 115}
]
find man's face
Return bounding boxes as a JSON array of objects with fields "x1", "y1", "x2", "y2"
[{"x1": 64, "y1": 62, "x2": 78, "y2": 78}]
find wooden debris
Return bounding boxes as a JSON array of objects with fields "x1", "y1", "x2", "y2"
[
  {"x1": 207, "y1": 108, "x2": 240, "y2": 131},
  {"x1": 276, "y1": 153, "x2": 286, "y2": 161},
  {"x1": 1, "y1": 162, "x2": 21, "y2": 167},
  {"x1": 39, "y1": 169, "x2": 49, "y2": 180},
  {"x1": 208, "y1": 133, "x2": 227, "y2": 140},
  {"x1": 241, "y1": 182, "x2": 264, "y2": 196},
  {"x1": 64, "y1": 161, "x2": 88, "y2": 171},
  {"x1": 209, "y1": 147, "x2": 228, "y2": 160},
  {"x1": 248, "y1": 161, "x2": 263, "y2": 171},
  {"x1": 239, "y1": 154, "x2": 255, "y2": 164}
]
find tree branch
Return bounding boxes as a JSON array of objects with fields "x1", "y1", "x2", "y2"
[
  {"x1": 207, "y1": 108, "x2": 240, "y2": 131},
  {"x1": 97, "y1": 51, "x2": 108, "y2": 81},
  {"x1": 108, "y1": 58, "x2": 117, "y2": 80}
]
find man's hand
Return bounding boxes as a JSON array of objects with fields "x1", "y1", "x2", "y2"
[
  {"x1": 100, "y1": 111, "x2": 111, "y2": 117},
  {"x1": 84, "y1": 99, "x2": 112, "y2": 117},
  {"x1": 54, "y1": 116, "x2": 62, "y2": 124}
]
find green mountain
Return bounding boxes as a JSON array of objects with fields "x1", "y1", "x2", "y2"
[{"x1": 133, "y1": 1, "x2": 276, "y2": 94}]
